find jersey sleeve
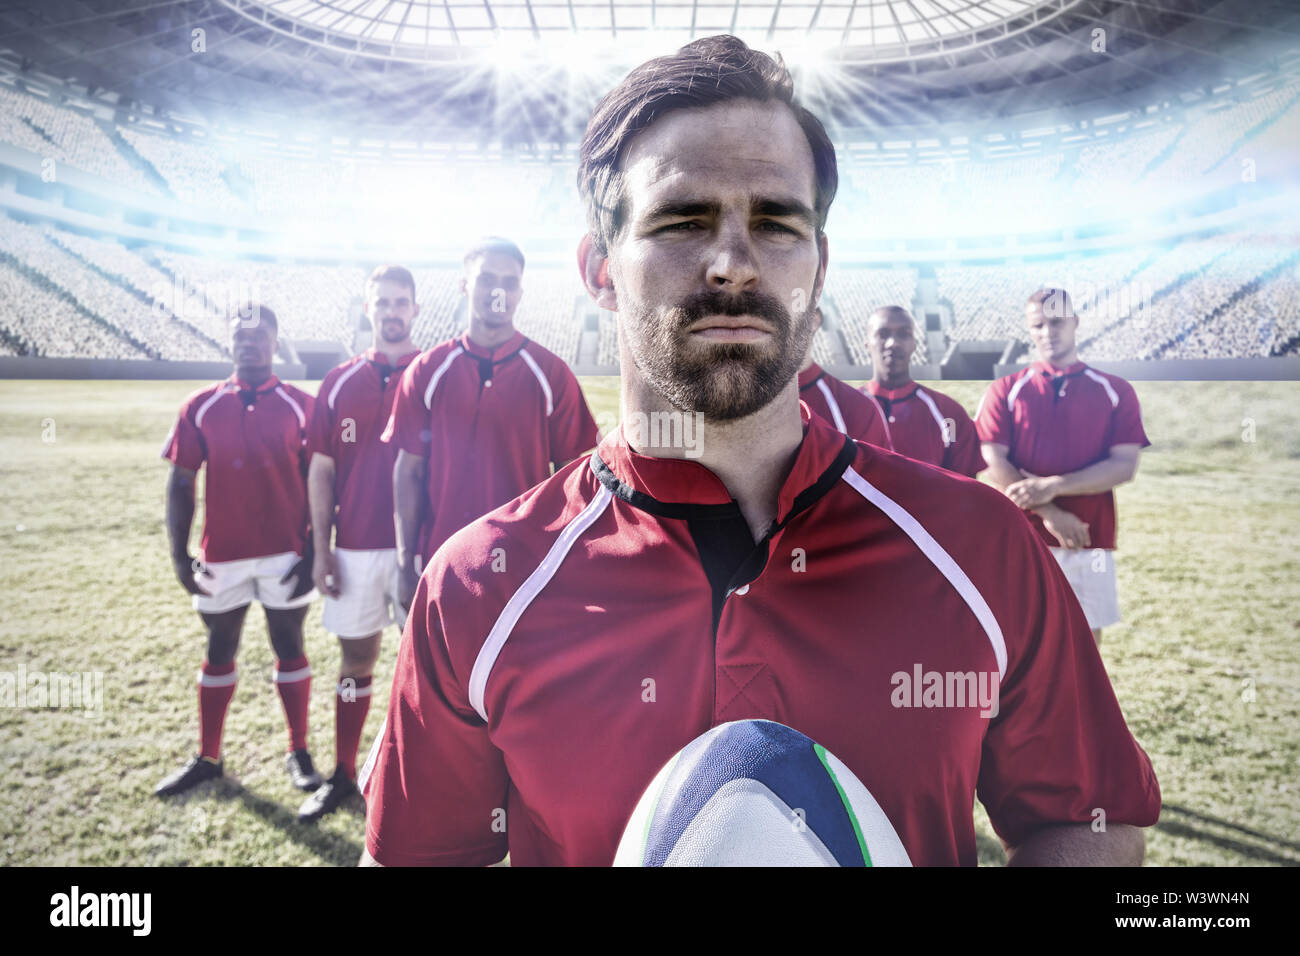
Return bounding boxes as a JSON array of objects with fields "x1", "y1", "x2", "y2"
[
  {"x1": 944, "y1": 404, "x2": 985, "y2": 477},
  {"x1": 976, "y1": 521, "x2": 1161, "y2": 847},
  {"x1": 160, "y1": 398, "x2": 206, "y2": 472},
  {"x1": 1109, "y1": 378, "x2": 1152, "y2": 450},
  {"x1": 381, "y1": 355, "x2": 435, "y2": 458},
  {"x1": 365, "y1": 571, "x2": 510, "y2": 866},
  {"x1": 974, "y1": 378, "x2": 1013, "y2": 447},
  {"x1": 306, "y1": 373, "x2": 337, "y2": 461},
  {"x1": 547, "y1": 364, "x2": 600, "y2": 465}
]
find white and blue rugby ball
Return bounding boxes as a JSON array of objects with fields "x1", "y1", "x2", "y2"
[{"x1": 614, "y1": 719, "x2": 911, "y2": 866}]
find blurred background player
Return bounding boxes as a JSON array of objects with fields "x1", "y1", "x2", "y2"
[
  {"x1": 383, "y1": 237, "x2": 599, "y2": 610},
  {"x1": 862, "y1": 305, "x2": 983, "y2": 477},
  {"x1": 298, "y1": 266, "x2": 421, "y2": 822},
  {"x1": 156, "y1": 305, "x2": 321, "y2": 797},
  {"x1": 977, "y1": 288, "x2": 1150, "y2": 645},
  {"x1": 798, "y1": 307, "x2": 892, "y2": 448}
]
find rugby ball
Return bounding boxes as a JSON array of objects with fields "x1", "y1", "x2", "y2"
[{"x1": 613, "y1": 719, "x2": 911, "y2": 866}]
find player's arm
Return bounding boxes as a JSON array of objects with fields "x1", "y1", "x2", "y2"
[
  {"x1": 1004, "y1": 822, "x2": 1145, "y2": 866},
  {"x1": 981, "y1": 442, "x2": 1089, "y2": 548},
  {"x1": 1005, "y1": 444, "x2": 1142, "y2": 509},
  {"x1": 308, "y1": 453, "x2": 340, "y2": 598},
  {"x1": 165, "y1": 464, "x2": 211, "y2": 596},
  {"x1": 393, "y1": 448, "x2": 427, "y2": 610}
]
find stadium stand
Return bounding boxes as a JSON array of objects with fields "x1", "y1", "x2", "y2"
[
  {"x1": 117, "y1": 126, "x2": 245, "y2": 212},
  {"x1": 512, "y1": 271, "x2": 584, "y2": 363},
  {"x1": 0, "y1": 216, "x2": 224, "y2": 360},
  {"x1": 0, "y1": 85, "x2": 161, "y2": 196},
  {"x1": 596, "y1": 311, "x2": 619, "y2": 368},
  {"x1": 824, "y1": 268, "x2": 921, "y2": 365},
  {"x1": 0, "y1": 258, "x2": 146, "y2": 359}
]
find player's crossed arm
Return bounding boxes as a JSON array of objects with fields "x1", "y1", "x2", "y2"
[{"x1": 980, "y1": 442, "x2": 1091, "y2": 549}]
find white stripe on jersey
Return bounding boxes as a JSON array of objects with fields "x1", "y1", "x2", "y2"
[
  {"x1": 468, "y1": 483, "x2": 614, "y2": 721},
  {"x1": 274, "y1": 386, "x2": 307, "y2": 429},
  {"x1": 327, "y1": 359, "x2": 367, "y2": 411},
  {"x1": 815, "y1": 378, "x2": 848, "y2": 434},
  {"x1": 194, "y1": 384, "x2": 235, "y2": 429},
  {"x1": 519, "y1": 348, "x2": 554, "y2": 417},
  {"x1": 915, "y1": 388, "x2": 953, "y2": 447},
  {"x1": 841, "y1": 467, "x2": 1007, "y2": 678},
  {"x1": 424, "y1": 347, "x2": 465, "y2": 409},
  {"x1": 1005, "y1": 368, "x2": 1034, "y2": 411},
  {"x1": 1083, "y1": 368, "x2": 1120, "y2": 408}
]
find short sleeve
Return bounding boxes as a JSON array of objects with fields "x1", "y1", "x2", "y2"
[
  {"x1": 976, "y1": 526, "x2": 1161, "y2": 847},
  {"x1": 365, "y1": 572, "x2": 510, "y2": 866},
  {"x1": 381, "y1": 357, "x2": 434, "y2": 457},
  {"x1": 161, "y1": 403, "x2": 205, "y2": 472},
  {"x1": 945, "y1": 406, "x2": 985, "y2": 478},
  {"x1": 1109, "y1": 379, "x2": 1151, "y2": 450},
  {"x1": 306, "y1": 375, "x2": 337, "y2": 461},
  {"x1": 547, "y1": 364, "x2": 599, "y2": 465},
  {"x1": 974, "y1": 379, "x2": 1013, "y2": 447}
]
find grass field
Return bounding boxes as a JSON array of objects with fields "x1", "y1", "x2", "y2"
[{"x1": 1, "y1": 376, "x2": 1297, "y2": 867}]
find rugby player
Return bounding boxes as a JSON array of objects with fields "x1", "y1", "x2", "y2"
[
  {"x1": 362, "y1": 37, "x2": 1159, "y2": 866},
  {"x1": 798, "y1": 307, "x2": 892, "y2": 448},
  {"x1": 977, "y1": 289, "x2": 1150, "y2": 645},
  {"x1": 861, "y1": 305, "x2": 983, "y2": 476},
  {"x1": 382, "y1": 237, "x2": 600, "y2": 611},
  {"x1": 297, "y1": 266, "x2": 421, "y2": 822},
  {"x1": 156, "y1": 305, "x2": 321, "y2": 797}
]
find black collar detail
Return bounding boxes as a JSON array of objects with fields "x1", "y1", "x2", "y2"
[{"x1": 590, "y1": 452, "x2": 741, "y2": 521}]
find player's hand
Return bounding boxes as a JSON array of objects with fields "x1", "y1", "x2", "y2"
[
  {"x1": 1040, "y1": 506, "x2": 1090, "y2": 550},
  {"x1": 1005, "y1": 474, "x2": 1060, "y2": 510},
  {"x1": 313, "y1": 547, "x2": 341, "y2": 598},
  {"x1": 397, "y1": 563, "x2": 420, "y2": 613},
  {"x1": 281, "y1": 542, "x2": 316, "y2": 600},
  {"x1": 174, "y1": 553, "x2": 213, "y2": 596}
]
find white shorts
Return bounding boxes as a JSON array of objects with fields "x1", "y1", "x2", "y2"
[
  {"x1": 194, "y1": 551, "x2": 317, "y2": 615},
  {"x1": 321, "y1": 548, "x2": 406, "y2": 639},
  {"x1": 1050, "y1": 547, "x2": 1121, "y2": 631}
]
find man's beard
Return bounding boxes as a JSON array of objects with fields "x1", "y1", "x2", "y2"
[
  {"x1": 624, "y1": 288, "x2": 815, "y2": 421},
  {"x1": 380, "y1": 319, "x2": 408, "y2": 343}
]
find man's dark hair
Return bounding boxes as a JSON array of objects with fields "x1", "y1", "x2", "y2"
[
  {"x1": 464, "y1": 237, "x2": 525, "y2": 271},
  {"x1": 368, "y1": 264, "x2": 417, "y2": 300},
  {"x1": 577, "y1": 34, "x2": 838, "y2": 256}
]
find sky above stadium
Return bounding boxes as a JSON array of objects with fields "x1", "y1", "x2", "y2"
[{"x1": 226, "y1": 0, "x2": 1074, "y2": 64}]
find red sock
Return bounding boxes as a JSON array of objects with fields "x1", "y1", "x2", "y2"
[
  {"x1": 273, "y1": 656, "x2": 311, "y2": 752},
  {"x1": 335, "y1": 675, "x2": 373, "y2": 780},
  {"x1": 197, "y1": 661, "x2": 237, "y2": 761}
]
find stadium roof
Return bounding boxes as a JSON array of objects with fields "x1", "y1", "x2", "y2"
[
  {"x1": 224, "y1": 0, "x2": 1078, "y2": 65},
  {"x1": 1, "y1": 0, "x2": 1297, "y2": 137}
]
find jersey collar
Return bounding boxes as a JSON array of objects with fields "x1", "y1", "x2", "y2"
[
  {"x1": 797, "y1": 363, "x2": 824, "y2": 391},
  {"x1": 460, "y1": 329, "x2": 526, "y2": 360},
  {"x1": 1032, "y1": 359, "x2": 1087, "y2": 377},
  {"x1": 590, "y1": 405, "x2": 859, "y2": 529},
  {"x1": 365, "y1": 347, "x2": 421, "y2": 370},
  {"x1": 865, "y1": 380, "x2": 919, "y2": 401},
  {"x1": 228, "y1": 372, "x2": 281, "y2": 394}
]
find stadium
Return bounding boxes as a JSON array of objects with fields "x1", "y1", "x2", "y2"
[{"x1": 0, "y1": 0, "x2": 1297, "y2": 874}]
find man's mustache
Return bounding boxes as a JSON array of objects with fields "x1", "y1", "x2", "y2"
[{"x1": 669, "y1": 290, "x2": 792, "y2": 332}]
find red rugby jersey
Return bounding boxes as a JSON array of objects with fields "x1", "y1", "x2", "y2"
[
  {"x1": 976, "y1": 361, "x2": 1150, "y2": 550},
  {"x1": 365, "y1": 408, "x2": 1160, "y2": 867},
  {"x1": 161, "y1": 373, "x2": 313, "y2": 563},
  {"x1": 380, "y1": 330, "x2": 599, "y2": 563},
  {"x1": 798, "y1": 363, "x2": 892, "y2": 449},
  {"x1": 308, "y1": 348, "x2": 420, "y2": 551},
  {"x1": 865, "y1": 380, "x2": 984, "y2": 478}
]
